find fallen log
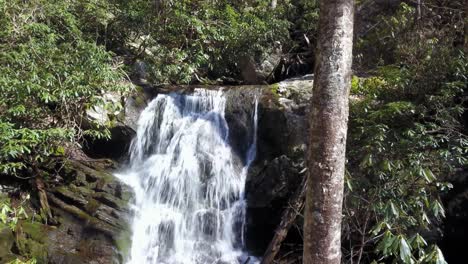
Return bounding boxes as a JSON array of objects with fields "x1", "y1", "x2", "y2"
[{"x1": 260, "y1": 169, "x2": 307, "y2": 264}]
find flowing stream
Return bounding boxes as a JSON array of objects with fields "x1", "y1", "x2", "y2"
[{"x1": 116, "y1": 89, "x2": 258, "y2": 264}]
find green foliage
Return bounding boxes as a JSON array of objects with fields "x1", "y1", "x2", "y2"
[
  {"x1": 356, "y1": 1, "x2": 465, "y2": 69},
  {"x1": 110, "y1": 0, "x2": 290, "y2": 83},
  {"x1": 283, "y1": 0, "x2": 319, "y2": 46},
  {"x1": 345, "y1": 1, "x2": 467, "y2": 262},
  {"x1": 0, "y1": 196, "x2": 29, "y2": 230},
  {"x1": 345, "y1": 6, "x2": 467, "y2": 260},
  {"x1": 8, "y1": 259, "x2": 37, "y2": 264},
  {"x1": 0, "y1": 0, "x2": 131, "y2": 177}
]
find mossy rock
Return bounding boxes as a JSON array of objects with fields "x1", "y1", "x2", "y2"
[
  {"x1": 45, "y1": 158, "x2": 132, "y2": 262},
  {"x1": 84, "y1": 198, "x2": 100, "y2": 215},
  {"x1": 133, "y1": 85, "x2": 148, "y2": 108},
  {"x1": 15, "y1": 221, "x2": 51, "y2": 263},
  {"x1": 115, "y1": 228, "x2": 132, "y2": 261},
  {"x1": 0, "y1": 223, "x2": 17, "y2": 263},
  {"x1": 92, "y1": 192, "x2": 127, "y2": 212},
  {"x1": 269, "y1": 83, "x2": 280, "y2": 100},
  {"x1": 0, "y1": 193, "x2": 9, "y2": 203}
]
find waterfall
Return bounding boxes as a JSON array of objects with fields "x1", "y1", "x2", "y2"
[{"x1": 116, "y1": 88, "x2": 258, "y2": 264}]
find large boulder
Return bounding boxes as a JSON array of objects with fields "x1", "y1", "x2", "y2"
[
  {"x1": 239, "y1": 42, "x2": 283, "y2": 84},
  {"x1": 83, "y1": 85, "x2": 151, "y2": 160}
]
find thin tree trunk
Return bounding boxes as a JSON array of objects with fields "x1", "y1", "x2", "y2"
[
  {"x1": 417, "y1": 0, "x2": 422, "y2": 21},
  {"x1": 303, "y1": 0, "x2": 354, "y2": 263},
  {"x1": 261, "y1": 173, "x2": 307, "y2": 264},
  {"x1": 465, "y1": 0, "x2": 468, "y2": 51}
]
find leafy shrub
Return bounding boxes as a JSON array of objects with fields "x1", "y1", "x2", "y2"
[
  {"x1": 345, "y1": 2, "x2": 467, "y2": 261},
  {"x1": 0, "y1": 0, "x2": 131, "y2": 177},
  {"x1": 0, "y1": 195, "x2": 29, "y2": 230},
  {"x1": 345, "y1": 44, "x2": 466, "y2": 264}
]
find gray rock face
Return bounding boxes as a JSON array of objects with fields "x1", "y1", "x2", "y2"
[
  {"x1": 83, "y1": 86, "x2": 150, "y2": 160},
  {"x1": 239, "y1": 42, "x2": 283, "y2": 84},
  {"x1": 242, "y1": 77, "x2": 312, "y2": 252}
]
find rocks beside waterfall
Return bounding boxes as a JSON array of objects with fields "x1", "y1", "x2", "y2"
[
  {"x1": 0, "y1": 159, "x2": 133, "y2": 264},
  {"x1": 243, "y1": 75, "x2": 312, "y2": 252},
  {"x1": 141, "y1": 76, "x2": 312, "y2": 253},
  {"x1": 76, "y1": 75, "x2": 313, "y2": 257},
  {"x1": 83, "y1": 84, "x2": 150, "y2": 160}
]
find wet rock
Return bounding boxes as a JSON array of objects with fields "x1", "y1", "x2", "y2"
[
  {"x1": 246, "y1": 156, "x2": 303, "y2": 208},
  {"x1": 242, "y1": 76, "x2": 312, "y2": 254},
  {"x1": 224, "y1": 87, "x2": 262, "y2": 163}
]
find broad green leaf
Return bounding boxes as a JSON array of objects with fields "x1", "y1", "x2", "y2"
[
  {"x1": 399, "y1": 237, "x2": 413, "y2": 264},
  {"x1": 422, "y1": 168, "x2": 436, "y2": 183}
]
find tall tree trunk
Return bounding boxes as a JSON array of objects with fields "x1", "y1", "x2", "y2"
[{"x1": 303, "y1": 0, "x2": 354, "y2": 263}]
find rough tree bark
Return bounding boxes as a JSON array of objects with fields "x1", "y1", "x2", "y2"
[{"x1": 303, "y1": 0, "x2": 354, "y2": 263}]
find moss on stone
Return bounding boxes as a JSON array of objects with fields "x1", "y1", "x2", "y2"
[
  {"x1": 120, "y1": 189, "x2": 133, "y2": 203},
  {"x1": 16, "y1": 239, "x2": 47, "y2": 263},
  {"x1": 115, "y1": 228, "x2": 132, "y2": 261},
  {"x1": 76, "y1": 186, "x2": 95, "y2": 197},
  {"x1": 16, "y1": 221, "x2": 50, "y2": 263},
  {"x1": 47, "y1": 193, "x2": 118, "y2": 237},
  {"x1": 20, "y1": 222, "x2": 49, "y2": 243},
  {"x1": 269, "y1": 83, "x2": 280, "y2": 98},
  {"x1": 92, "y1": 192, "x2": 127, "y2": 211},
  {"x1": 84, "y1": 198, "x2": 100, "y2": 215},
  {"x1": 133, "y1": 86, "x2": 148, "y2": 108},
  {"x1": 0, "y1": 223, "x2": 17, "y2": 263}
]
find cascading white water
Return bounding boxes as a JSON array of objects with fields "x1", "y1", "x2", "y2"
[{"x1": 116, "y1": 89, "x2": 258, "y2": 264}]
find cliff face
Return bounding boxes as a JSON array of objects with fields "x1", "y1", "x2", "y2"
[{"x1": 239, "y1": 76, "x2": 312, "y2": 254}]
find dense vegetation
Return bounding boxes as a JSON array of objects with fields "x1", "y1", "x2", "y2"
[
  {"x1": 344, "y1": 1, "x2": 467, "y2": 263},
  {"x1": 0, "y1": 0, "x2": 466, "y2": 263},
  {"x1": 0, "y1": 0, "x2": 130, "y2": 177},
  {"x1": 0, "y1": 0, "x2": 294, "y2": 179}
]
